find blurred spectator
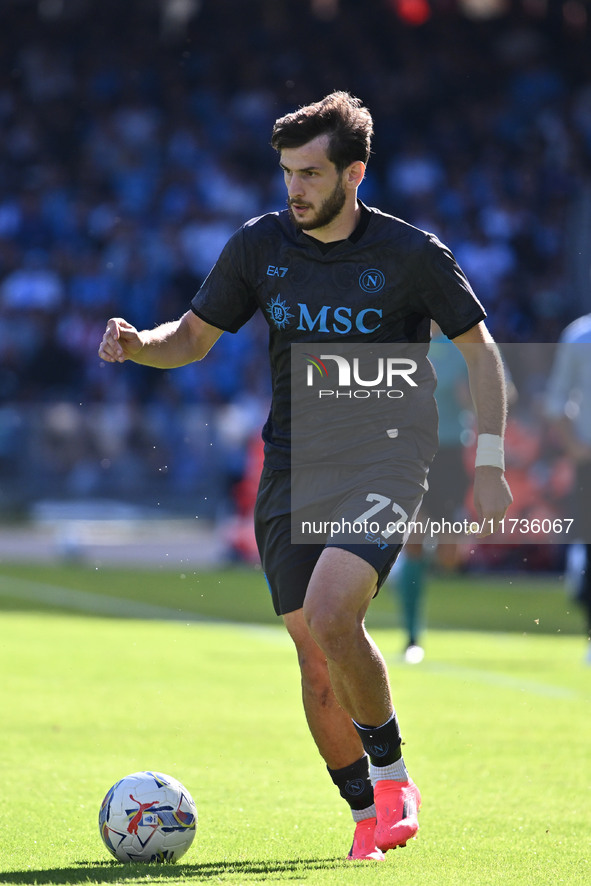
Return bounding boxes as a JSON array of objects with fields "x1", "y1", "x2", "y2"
[
  {"x1": 0, "y1": 0, "x2": 589, "y2": 516},
  {"x1": 1, "y1": 249, "x2": 63, "y2": 312}
]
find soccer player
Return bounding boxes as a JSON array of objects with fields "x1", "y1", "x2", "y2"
[
  {"x1": 99, "y1": 92, "x2": 512, "y2": 861},
  {"x1": 545, "y1": 313, "x2": 591, "y2": 662},
  {"x1": 393, "y1": 323, "x2": 473, "y2": 664}
]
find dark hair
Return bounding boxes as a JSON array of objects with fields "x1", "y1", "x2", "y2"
[{"x1": 270, "y1": 91, "x2": 373, "y2": 171}]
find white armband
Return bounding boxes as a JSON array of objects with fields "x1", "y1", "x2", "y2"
[{"x1": 475, "y1": 433, "x2": 505, "y2": 470}]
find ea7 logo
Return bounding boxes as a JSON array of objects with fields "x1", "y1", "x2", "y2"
[
  {"x1": 306, "y1": 354, "x2": 418, "y2": 387},
  {"x1": 267, "y1": 265, "x2": 288, "y2": 277}
]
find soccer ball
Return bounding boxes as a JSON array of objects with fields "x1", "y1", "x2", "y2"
[{"x1": 98, "y1": 771, "x2": 197, "y2": 863}]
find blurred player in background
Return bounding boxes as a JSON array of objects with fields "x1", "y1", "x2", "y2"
[
  {"x1": 546, "y1": 312, "x2": 591, "y2": 662},
  {"x1": 391, "y1": 323, "x2": 472, "y2": 663},
  {"x1": 99, "y1": 92, "x2": 511, "y2": 861}
]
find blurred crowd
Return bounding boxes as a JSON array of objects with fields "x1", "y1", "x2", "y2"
[{"x1": 0, "y1": 0, "x2": 590, "y2": 515}]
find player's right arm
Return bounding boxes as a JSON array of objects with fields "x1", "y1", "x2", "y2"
[{"x1": 98, "y1": 310, "x2": 223, "y2": 368}]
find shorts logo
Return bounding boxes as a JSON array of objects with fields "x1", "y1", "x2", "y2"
[
  {"x1": 266, "y1": 295, "x2": 294, "y2": 330},
  {"x1": 359, "y1": 269, "x2": 385, "y2": 293}
]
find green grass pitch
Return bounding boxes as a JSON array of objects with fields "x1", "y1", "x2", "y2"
[{"x1": 0, "y1": 562, "x2": 589, "y2": 885}]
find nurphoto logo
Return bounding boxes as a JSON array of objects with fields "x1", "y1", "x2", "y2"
[{"x1": 304, "y1": 352, "x2": 418, "y2": 399}]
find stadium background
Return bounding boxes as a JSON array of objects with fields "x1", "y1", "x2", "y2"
[{"x1": 0, "y1": 0, "x2": 590, "y2": 572}]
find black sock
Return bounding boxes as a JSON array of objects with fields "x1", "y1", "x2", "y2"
[
  {"x1": 327, "y1": 755, "x2": 374, "y2": 811},
  {"x1": 353, "y1": 713, "x2": 402, "y2": 766}
]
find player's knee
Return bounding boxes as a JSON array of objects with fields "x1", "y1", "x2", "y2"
[{"x1": 302, "y1": 601, "x2": 355, "y2": 660}]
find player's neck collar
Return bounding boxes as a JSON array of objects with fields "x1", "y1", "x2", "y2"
[
  {"x1": 298, "y1": 202, "x2": 371, "y2": 253},
  {"x1": 349, "y1": 200, "x2": 371, "y2": 243}
]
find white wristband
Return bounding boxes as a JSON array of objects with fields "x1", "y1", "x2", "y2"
[{"x1": 475, "y1": 433, "x2": 505, "y2": 470}]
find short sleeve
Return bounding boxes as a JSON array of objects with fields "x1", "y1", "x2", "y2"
[
  {"x1": 415, "y1": 234, "x2": 486, "y2": 339},
  {"x1": 191, "y1": 227, "x2": 258, "y2": 334}
]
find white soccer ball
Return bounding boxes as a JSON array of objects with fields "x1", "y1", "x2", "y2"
[{"x1": 98, "y1": 771, "x2": 197, "y2": 863}]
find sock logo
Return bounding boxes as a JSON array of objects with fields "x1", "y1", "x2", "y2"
[
  {"x1": 345, "y1": 778, "x2": 366, "y2": 797},
  {"x1": 368, "y1": 743, "x2": 389, "y2": 758}
]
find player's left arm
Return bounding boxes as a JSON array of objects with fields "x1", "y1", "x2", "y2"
[{"x1": 452, "y1": 321, "x2": 513, "y2": 536}]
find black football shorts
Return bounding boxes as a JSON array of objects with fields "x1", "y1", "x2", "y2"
[{"x1": 254, "y1": 460, "x2": 429, "y2": 616}]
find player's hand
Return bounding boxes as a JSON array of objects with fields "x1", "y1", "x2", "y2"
[
  {"x1": 98, "y1": 318, "x2": 143, "y2": 363},
  {"x1": 472, "y1": 466, "x2": 513, "y2": 537}
]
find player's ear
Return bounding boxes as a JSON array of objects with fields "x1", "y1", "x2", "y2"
[{"x1": 345, "y1": 160, "x2": 365, "y2": 190}]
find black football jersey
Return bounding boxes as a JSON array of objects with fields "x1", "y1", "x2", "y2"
[{"x1": 191, "y1": 203, "x2": 486, "y2": 469}]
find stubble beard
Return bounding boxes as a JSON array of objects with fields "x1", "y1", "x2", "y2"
[{"x1": 288, "y1": 178, "x2": 347, "y2": 232}]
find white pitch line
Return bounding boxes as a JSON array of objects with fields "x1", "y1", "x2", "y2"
[
  {"x1": 0, "y1": 575, "x2": 211, "y2": 621},
  {"x1": 419, "y1": 660, "x2": 580, "y2": 701},
  {"x1": 0, "y1": 575, "x2": 290, "y2": 645},
  {"x1": 12, "y1": 578, "x2": 582, "y2": 684}
]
